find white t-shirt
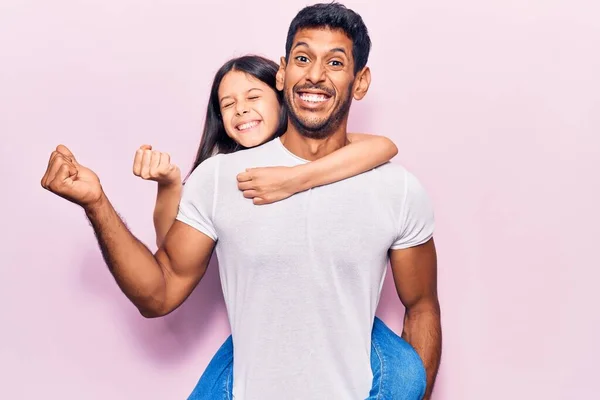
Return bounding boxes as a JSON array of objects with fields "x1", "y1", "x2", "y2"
[{"x1": 177, "y1": 137, "x2": 435, "y2": 400}]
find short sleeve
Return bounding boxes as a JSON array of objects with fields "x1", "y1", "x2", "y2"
[
  {"x1": 390, "y1": 171, "x2": 435, "y2": 250},
  {"x1": 175, "y1": 155, "x2": 220, "y2": 241}
]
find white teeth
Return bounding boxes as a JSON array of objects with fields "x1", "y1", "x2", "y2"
[
  {"x1": 299, "y1": 93, "x2": 328, "y2": 103},
  {"x1": 237, "y1": 121, "x2": 259, "y2": 130}
]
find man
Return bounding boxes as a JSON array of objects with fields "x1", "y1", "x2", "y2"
[{"x1": 41, "y1": 3, "x2": 441, "y2": 399}]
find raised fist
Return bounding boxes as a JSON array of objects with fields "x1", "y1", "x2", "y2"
[
  {"x1": 132, "y1": 145, "x2": 181, "y2": 186},
  {"x1": 41, "y1": 145, "x2": 103, "y2": 208}
]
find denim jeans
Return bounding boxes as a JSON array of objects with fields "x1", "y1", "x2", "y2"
[{"x1": 188, "y1": 317, "x2": 426, "y2": 400}]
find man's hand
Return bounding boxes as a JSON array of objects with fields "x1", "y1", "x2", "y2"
[
  {"x1": 132, "y1": 144, "x2": 181, "y2": 186},
  {"x1": 41, "y1": 144, "x2": 103, "y2": 208},
  {"x1": 236, "y1": 166, "x2": 301, "y2": 205}
]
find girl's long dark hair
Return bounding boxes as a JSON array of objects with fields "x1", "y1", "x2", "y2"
[{"x1": 186, "y1": 55, "x2": 287, "y2": 179}]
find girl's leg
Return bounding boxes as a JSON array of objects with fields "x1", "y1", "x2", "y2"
[
  {"x1": 187, "y1": 335, "x2": 234, "y2": 400},
  {"x1": 187, "y1": 318, "x2": 425, "y2": 400},
  {"x1": 367, "y1": 317, "x2": 427, "y2": 400}
]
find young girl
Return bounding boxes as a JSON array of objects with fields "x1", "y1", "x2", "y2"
[{"x1": 132, "y1": 55, "x2": 426, "y2": 400}]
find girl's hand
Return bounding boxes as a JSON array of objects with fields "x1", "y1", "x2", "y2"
[
  {"x1": 132, "y1": 145, "x2": 181, "y2": 186},
  {"x1": 236, "y1": 166, "x2": 302, "y2": 205}
]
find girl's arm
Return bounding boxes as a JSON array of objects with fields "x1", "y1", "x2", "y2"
[
  {"x1": 299, "y1": 133, "x2": 398, "y2": 190},
  {"x1": 132, "y1": 145, "x2": 183, "y2": 247},
  {"x1": 237, "y1": 133, "x2": 398, "y2": 204},
  {"x1": 153, "y1": 182, "x2": 182, "y2": 247}
]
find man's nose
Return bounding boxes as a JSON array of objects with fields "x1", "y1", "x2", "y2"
[{"x1": 306, "y1": 62, "x2": 326, "y2": 85}]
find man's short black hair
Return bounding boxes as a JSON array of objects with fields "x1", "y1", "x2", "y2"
[{"x1": 285, "y1": 2, "x2": 371, "y2": 75}]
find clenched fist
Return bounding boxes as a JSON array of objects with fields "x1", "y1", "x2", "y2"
[
  {"x1": 132, "y1": 145, "x2": 181, "y2": 186},
  {"x1": 41, "y1": 145, "x2": 104, "y2": 208}
]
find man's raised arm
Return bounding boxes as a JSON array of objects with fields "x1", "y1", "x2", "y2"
[{"x1": 41, "y1": 145, "x2": 215, "y2": 317}]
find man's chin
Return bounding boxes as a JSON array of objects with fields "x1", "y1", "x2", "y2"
[
  {"x1": 292, "y1": 111, "x2": 331, "y2": 131},
  {"x1": 285, "y1": 96, "x2": 344, "y2": 138},
  {"x1": 289, "y1": 118, "x2": 334, "y2": 139},
  {"x1": 294, "y1": 119, "x2": 329, "y2": 133}
]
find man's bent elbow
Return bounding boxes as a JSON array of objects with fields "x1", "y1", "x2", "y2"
[
  {"x1": 138, "y1": 304, "x2": 168, "y2": 319},
  {"x1": 137, "y1": 294, "x2": 179, "y2": 318},
  {"x1": 135, "y1": 292, "x2": 170, "y2": 318}
]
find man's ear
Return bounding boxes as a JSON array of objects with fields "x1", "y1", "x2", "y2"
[
  {"x1": 353, "y1": 66, "x2": 371, "y2": 100},
  {"x1": 276, "y1": 57, "x2": 287, "y2": 91}
]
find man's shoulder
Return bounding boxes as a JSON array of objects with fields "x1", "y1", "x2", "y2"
[
  {"x1": 188, "y1": 152, "x2": 223, "y2": 177},
  {"x1": 373, "y1": 162, "x2": 428, "y2": 185},
  {"x1": 190, "y1": 141, "x2": 275, "y2": 174},
  {"x1": 373, "y1": 161, "x2": 408, "y2": 174},
  {"x1": 220, "y1": 141, "x2": 277, "y2": 164},
  {"x1": 367, "y1": 162, "x2": 431, "y2": 202},
  {"x1": 370, "y1": 161, "x2": 410, "y2": 184}
]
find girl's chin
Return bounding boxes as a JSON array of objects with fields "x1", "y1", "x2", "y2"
[{"x1": 237, "y1": 136, "x2": 272, "y2": 149}]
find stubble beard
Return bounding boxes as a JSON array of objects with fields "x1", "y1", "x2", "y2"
[{"x1": 283, "y1": 84, "x2": 354, "y2": 140}]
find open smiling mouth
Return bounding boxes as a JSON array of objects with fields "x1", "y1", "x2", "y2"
[
  {"x1": 296, "y1": 91, "x2": 333, "y2": 109},
  {"x1": 235, "y1": 120, "x2": 261, "y2": 132}
]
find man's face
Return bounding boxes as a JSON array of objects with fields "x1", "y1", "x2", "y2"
[{"x1": 278, "y1": 28, "x2": 361, "y2": 139}]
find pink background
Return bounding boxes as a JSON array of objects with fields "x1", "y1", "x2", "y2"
[{"x1": 1, "y1": 1, "x2": 599, "y2": 399}]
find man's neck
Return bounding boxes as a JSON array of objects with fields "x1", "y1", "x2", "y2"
[{"x1": 279, "y1": 122, "x2": 350, "y2": 161}]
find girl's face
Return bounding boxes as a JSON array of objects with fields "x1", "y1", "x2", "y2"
[{"x1": 218, "y1": 70, "x2": 282, "y2": 148}]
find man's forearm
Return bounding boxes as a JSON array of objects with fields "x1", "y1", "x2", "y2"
[
  {"x1": 85, "y1": 193, "x2": 167, "y2": 316},
  {"x1": 402, "y1": 306, "x2": 442, "y2": 400}
]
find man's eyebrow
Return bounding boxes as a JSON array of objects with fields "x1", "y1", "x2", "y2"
[
  {"x1": 292, "y1": 42, "x2": 348, "y2": 56},
  {"x1": 292, "y1": 41, "x2": 309, "y2": 50},
  {"x1": 330, "y1": 47, "x2": 347, "y2": 56}
]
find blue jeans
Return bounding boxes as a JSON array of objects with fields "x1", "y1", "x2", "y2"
[{"x1": 188, "y1": 317, "x2": 426, "y2": 399}]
